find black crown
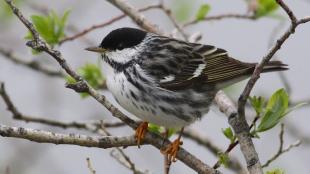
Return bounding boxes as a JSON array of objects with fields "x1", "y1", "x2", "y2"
[{"x1": 100, "y1": 27, "x2": 147, "y2": 50}]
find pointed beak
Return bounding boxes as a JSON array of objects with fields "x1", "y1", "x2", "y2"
[{"x1": 85, "y1": 46, "x2": 107, "y2": 53}]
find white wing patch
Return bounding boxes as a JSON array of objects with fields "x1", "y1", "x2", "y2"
[
  {"x1": 160, "y1": 75, "x2": 175, "y2": 83},
  {"x1": 202, "y1": 47, "x2": 217, "y2": 56},
  {"x1": 193, "y1": 64, "x2": 206, "y2": 78},
  {"x1": 188, "y1": 63, "x2": 206, "y2": 80}
]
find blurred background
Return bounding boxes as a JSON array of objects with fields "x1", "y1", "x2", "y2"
[{"x1": 0, "y1": 0, "x2": 310, "y2": 173}]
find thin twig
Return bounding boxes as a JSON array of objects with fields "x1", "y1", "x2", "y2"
[
  {"x1": 98, "y1": 121, "x2": 150, "y2": 174},
  {"x1": 158, "y1": 1, "x2": 188, "y2": 40},
  {"x1": 59, "y1": 4, "x2": 161, "y2": 44},
  {"x1": 268, "y1": 19, "x2": 292, "y2": 94},
  {"x1": 262, "y1": 124, "x2": 301, "y2": 168},
  {"x1": 183, "y1": 128, "x2": 243, "y2": 172},
  {"x1": 183, "y1": 128, "x2": 221, "y2": 155},
  {"x1": 284, "y1": 121, "x2": 310, "y2": 145},
  {"x1": 183, "y1": 14, "x2": 255, "y2": 27},
  {"x1": 110, "y1": 149, "x2": 148, "y2": 174},
  {"x1": 5, "y1": 166, "x2": 10, "y2": 174},
  {"x1": 106, "y1": 0, "x2": 164, "y2": 35},
  {"x1": 86, "y1": 157, "x2": 96, "y2": 174},
  {"x1": 0, "y1": 82, "x2": 122, "y2": 129},
  {"x1": 0, "y1": 47, "x2": 63, "y2": 77}
]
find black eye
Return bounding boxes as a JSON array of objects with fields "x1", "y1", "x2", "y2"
[{"x1": 117, "y1": 43, "x2": 124, "y2": 50}]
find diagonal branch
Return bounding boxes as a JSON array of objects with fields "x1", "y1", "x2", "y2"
[
  {"x1": 106, "y1": 0, "x2": 164, "y2": 35},
  {"x1": 262, "y1": 124, "x2": 301, "y2": 168},
  {"x1": 0, "y1": 47, "x2": 63, "y2": 77},
  {"x1": 238, "y1": 1, "x2": 310, "y2": 116},
  {"x1": 235, "y1": 1, "x2": 310, "y2": 173},
  {"x1": 0, "y1": 82, "x2": 122, "y2": 129},
  {"x1": 4, "y1": 1, "x2": 219, "y2": 173},
  {"x1": 59, "y1": 4, "x2": 162, "y2": 44},
  {"x1": 183, "y1": 128, "x2": 245, "y2": 173},
  {"x1": 86, "y1": 158, "x2": 96, "y2": 174},
  {"x1": 183, "y1": 14, "x2": 255, "y2": 27}
]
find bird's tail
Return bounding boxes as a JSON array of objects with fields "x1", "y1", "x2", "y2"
[
  {"x1": 260, "y1": 61, "x2": 288, "y2": 73},
  {"x1": 210, "y1": 59, "x2": 288, "y2": 89}
]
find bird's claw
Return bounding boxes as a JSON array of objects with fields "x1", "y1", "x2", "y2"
[
  {"x1": 161, "y1": 138, "x2": 183, "y2": 162},
  {"x1": 135, "y1": 122, "x2": 148, "y2": 148}
]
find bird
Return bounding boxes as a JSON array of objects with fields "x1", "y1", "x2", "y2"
[{"x1": 86, "y1": 27, "x2": 287, "y2": 162}]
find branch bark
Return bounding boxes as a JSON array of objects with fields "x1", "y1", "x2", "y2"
[
  {"x1": 106, "y1": 0, "x2": 164, "y2": 35},
  {"x1": 0, "y1": 124, "x2": 137, "y2": 148},
  {"x1": 59, "y1": 4, "x2": 162, "y2": 44},
  {"x1": 0, "y1": 47, "x2": 63, "y2": 77}
]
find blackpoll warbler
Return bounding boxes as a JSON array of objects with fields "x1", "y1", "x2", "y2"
[{"x1": 86, "y1": 27, "x2": 287, "y2": 162}]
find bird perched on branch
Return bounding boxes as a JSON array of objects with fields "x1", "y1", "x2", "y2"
[{"x1": 86, "y1": 27, "x2": 287, "y2": 162}]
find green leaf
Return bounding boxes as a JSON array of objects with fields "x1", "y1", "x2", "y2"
[
  {"x1": 222, "y1": 127, "x2": 236, "y2": 143},
  {"x1": 148, "y1": 123, "x2": 175, "y2": 137},
  {"x1": 257, "y1": 89, "x2": 289, "y2": 132},
  {"x1": 65, "y1": 63, "x2": 104, "y2": 98},
  {"x1": 255, "y1": 0, "x2": 279, "y2": 18},
  {"x1": 77, "y1": 63, "x2": 104, "y2": 89},
  {"x1": 148, "y1": 123, "x2": 161, "y2": 134},
  {"x1": 265, "y1": 168, "x2": 284, "y2": 174},
  {"x1": 171, "y1": 0, "x2": 196, "y2": 23},
  {"x1": 195, "y1": 4, "x2": 211, "y2": 21},
  {"x1": 0, "y1": 0, "x2": 22, "y2": 19},
  {"x1": 249, "y1": 96, "x2": 265, "y2": 116},
  {"x1": 218, "y1": 152, "x2": 229, "y2": 168},
  {"x1": 25, "y1": 10, "x2": 70, "y2": 49},
  {"x1": 65, "y1": 75, "x2": 76, "y2": 84}
]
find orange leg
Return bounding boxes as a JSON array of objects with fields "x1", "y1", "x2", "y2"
[
  {"x1": 134, "y1": 122, "x2": 148, "y2": 148},
  {"x1": 161, "y1": 127, "x2": 184, "y2": 163}
]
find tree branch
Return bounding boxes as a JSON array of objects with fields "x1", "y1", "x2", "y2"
[
  {"x1": 0, "y1": 47, "x2": 63, "y2": 77},
  {"x1": 183, "y1": 128, "x2": 245, "y2": 173},
  {"x1": 86, "y1": 157, "x2": 96, "y2": 174},
  {"x1": 215, "y1": 91, "x2": 262, "y2": 174},
  {"x1": 0, "y1": 124, "x2": 138, "y2": 148},
  {"x1": 59, "y1": 4, "x2": 162, "y2": 44},
  {"x1": 183, "y1": 14, "x2": 255, "y2": 27},
  {"x1": 234, "y1": 1, "x2": 310, "y2": 173},
  {"x1": 0, "y1": 82, "x2": 122, "y2": 129},
  {"x1": 110, "y1": 149, "x2": 150, "y2": 174},
  {"x1": 262, "y1": 124, "x2": 301, "y2": 168},
  {"x1": 238, "y1": 1, "x2": 310, "y2": 117},
  {"x1": 106, "y1": 0, "x2": 164, "y2": 35}
]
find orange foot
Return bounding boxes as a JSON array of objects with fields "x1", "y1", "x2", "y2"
[
  {"x1": 161, "y1": 137, "x2": 183, "y2": 163},
  {"x1": 135, "y1": 122, "x2": 148, "y2": 148}
]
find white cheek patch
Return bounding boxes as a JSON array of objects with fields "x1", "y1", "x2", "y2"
[
  {"x1": 160, "y1": 75, "x2": 175, "y2": 83},
  {"x1": 106, "y1": 48, "x2": 138, "y2": 64},
  {"x1": 192, "y1": 64, "x2": 206, "y2": 78}
]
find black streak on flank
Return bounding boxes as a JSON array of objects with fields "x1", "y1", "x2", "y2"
[{"x1": 130, "y1": 90, "x2": 138, "y2": 101}]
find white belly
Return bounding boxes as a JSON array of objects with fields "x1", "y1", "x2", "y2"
[{"x1": 103, "y1": 65, "x2": 192, "y2": 129}]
